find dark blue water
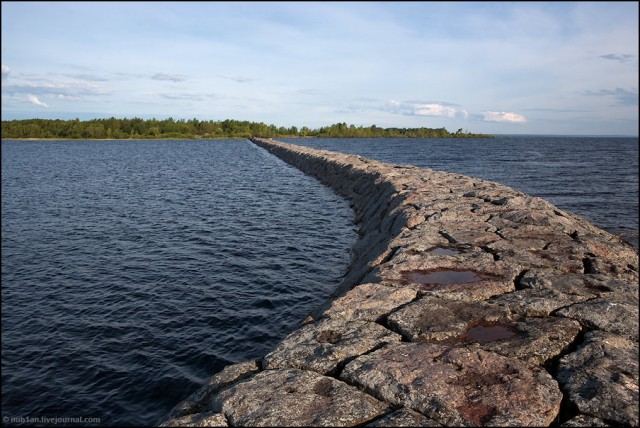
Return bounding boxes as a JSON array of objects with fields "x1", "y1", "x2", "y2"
[
  {"x1": 284, "y1": 136, "x2": 639, "y2": 248},
  {"x1": 1, "y1": 139, "x2": 356, "y2": 426}
]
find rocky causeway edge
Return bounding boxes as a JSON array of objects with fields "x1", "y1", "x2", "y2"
[{"x1": 160, "y1": 138, "x2": 639, "y2": 427}]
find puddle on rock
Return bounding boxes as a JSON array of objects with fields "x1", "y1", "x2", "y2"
[
  {"x1": 465, "y1": 324, "x2": 520, "y2": 344},
  {"x1": 402, "y1": 270, "x2": 493, "y2": 286},
  {"x1": 427, "y1": 247, "x2": 462, "y2": 256}
]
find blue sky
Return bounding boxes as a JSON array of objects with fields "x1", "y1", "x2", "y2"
[{"x1": 1, "y1": 1, "x2": 638, "y2": 135}]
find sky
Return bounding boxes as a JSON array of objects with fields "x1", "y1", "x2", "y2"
[{"x1": 1, "y1": 1, "x2": 638, "y2": 136}]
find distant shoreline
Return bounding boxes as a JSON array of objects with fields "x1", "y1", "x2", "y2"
[
  {"x1": 0, "y1": 118, "x2": 493, "y2": 139},
  {"x1": 2, "y1": 137, "x2": 250, "y2": 141},
  {"x1": 3, "y1": 135, "x2": 639, "y2": 142},
  {"x1": 3, "y1": 136, "x2": 491, "y2": 141}
]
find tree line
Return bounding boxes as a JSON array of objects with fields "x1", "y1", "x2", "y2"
[{"x1": 1, "y1": 117, "x2": 493, "y2": 139}]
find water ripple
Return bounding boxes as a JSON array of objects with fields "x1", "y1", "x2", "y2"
[{"x1": 1, "y1": 139, "x2": 356, "y2": 426}]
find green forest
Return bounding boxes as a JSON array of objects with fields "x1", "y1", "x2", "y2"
[{"x1": 1, "y1": 117, "x2": 493, "y2": 139}]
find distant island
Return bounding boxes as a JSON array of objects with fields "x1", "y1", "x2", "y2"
[{"x1": 1, "y1": 118, "x2": 493, "y2": 139}]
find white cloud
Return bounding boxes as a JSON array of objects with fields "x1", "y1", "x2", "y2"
[
  {"x1": 1, "y1": 65, "x2": 9, "y2": 78},
  {"x1": 3, "y1": 79, "x2": 108, "y2": 97},
  {"x1": 482, "y1": 111, "x2": 526, "y2": 123},
  {"x1": 158, "y1": 92, "x2": 218, "y2": 101},
  {"x1": 27, "y1": 94, "x2": 48, "y2": 107},
  {"x1": 66, "y1": 73, "x2": 109, "y2": 82},
  {"x1": 414, "y1": 103, "x2": 457, "y2": 118},
  {"x1": 54, "y1": 94, "x2": 82, "y2": 101},
  {"x1": 386, "y1": 100, "x2": 467, "y2": 118}
]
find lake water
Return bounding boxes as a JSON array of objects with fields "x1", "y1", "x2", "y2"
[
  {"x1": 1, "y1": 139, "x2": 356, "y2": 426},
  {"x1": 283, "y1": 136, "x2": 639, "y2": 248},
  {"x1": 1, "y1": 136, "x2": 638, "y2": 426}
]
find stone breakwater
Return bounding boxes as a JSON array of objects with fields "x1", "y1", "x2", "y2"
[{"x1": 161, "y1": 138, "x2": 639, "y2": 427}]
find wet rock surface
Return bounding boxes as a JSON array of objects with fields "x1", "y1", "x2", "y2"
[
  {"x1": 387, "y1": 295, "x2": 583, "y2": 365},
  {"x1": 465, "y1": 316, "x2": 582, "y2": 365},
  {"x1": 386, "y1": 296, "x2": 512, "y2": 342},
  {"x1": 161, "y1": 138, "x2": 639, "y2": 426}
]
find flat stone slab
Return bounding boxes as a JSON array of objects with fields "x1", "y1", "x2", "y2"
[
  {"x1": 556, "y1": 298, "x2": 639, "y2": 341},
  {"x1": 560, "y1": 414, "x2": 611, "y2": 427},
  {"x1": 488, "y1": 287, "x2": 593, "y2": 317},
  {"x1": 161, "y1": 360, "x2": 260, "y2": 421},
  {"x1": 321, "y1": 282, "x2": 418, "y2": 322},
  {"x1": 491, "y1": 205, "x2": 584, "y2": 228},
  {"x1": 437, "y1": 227, "x2": 502, "y2": 247},
  {"x1": 263, "y1": 318, "x2": 401, "y2": 375},
  {"x1": 366, "y1": 408, "x2": 442, "y2": 427},
  {"x1": 490, "y1": 269, "x2": 639, "y2": 318},
  {"x1": 557, "y1": 331, "x2": 639, "y2": 426},
  {"x1": 573, "y1": 232, "x2": 639, "y2": 281},
  {"x1": 488, "y1": 223, "x2": 574, "y2": 247},
  {"x1": 341, "y1": 342, "x2": 562, "y2": 426},
  {"x1": 464, "y1": 316, "x2": 581, "y2": 365},
  {"x1": 212, "y1": 369, "x2": 388, "y2": 426},
  {"x1": 518, "y1": 269, "x2": 639, "y2": 304},
  {"x1": 384, "y1": 223, "x2": 454, "y2": 252},
  {"x1": 159, "y1": 412, "x2": 228, "y2": 427},
  {"x1": 383, "y1": 241, "x2": 496, "y2": 266},
  {"x1": 386, "y1": 296, "x2": 511, "y2": 342},
  {"x1": 379, "y1": 260, "x2": 517, "y2": 302},
  {"x1": 483, "y1": 237, "x2": 586, "y2": 273},
  {"x1": 386, "y1": 295, "x2": 581, "y2": 364}
]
